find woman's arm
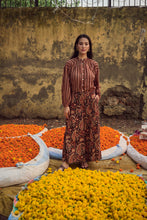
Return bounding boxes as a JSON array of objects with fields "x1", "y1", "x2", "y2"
[
  {"x1": 62, "y1": 62, "x2": 71, "y2": 118},
  {"x1": 64, "y1": 106, "x2": 70, "y2": 119},
  {"x1": 94, "y1": 62, "x2": 100, "y2": 101}
]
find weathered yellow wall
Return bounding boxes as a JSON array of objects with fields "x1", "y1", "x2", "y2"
[{"x1": 0, "y1": 7, "x2": 147, "y2": 119}]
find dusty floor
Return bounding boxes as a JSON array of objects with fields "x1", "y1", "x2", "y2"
[{"x1": 0, "y1": 116, "x2": 146, "y2": 219}]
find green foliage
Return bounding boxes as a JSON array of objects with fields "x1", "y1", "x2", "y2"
[{"x1": 0, "y1": 0, "x2": 80, "y2": 7}]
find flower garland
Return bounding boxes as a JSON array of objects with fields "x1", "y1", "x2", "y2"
[
  {"x1": 130, "y1": 134, "x2": 147, "y2": 156},
  {"x1": 14, "y1": 168, "x2": 147, "y2": 220}
]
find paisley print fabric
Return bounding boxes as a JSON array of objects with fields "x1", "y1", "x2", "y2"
[{"x1": 62, "y1": 89, "x2": 101, "y2": 164}]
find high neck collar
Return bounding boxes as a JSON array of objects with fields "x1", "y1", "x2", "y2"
[{"x1": 77, "y1": 56, "x2": 88, "y2": 61}]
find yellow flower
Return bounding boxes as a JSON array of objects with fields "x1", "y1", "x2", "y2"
[
  {"x1": 14, "y1": 210, "x2": 19, "y2": 215},
  {"x1": 17, "y1": 168, "x2": 146, "y2": 220}
]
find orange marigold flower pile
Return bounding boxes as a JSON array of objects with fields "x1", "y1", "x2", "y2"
[
  {"x1": 100, "y1": 126, "x2": 121, "y2": 150},
  {"x1": 130, "y1": 135, "x2": 147, "y2": 156},
  {"x1": 0, "y1": 124, "x2": 46, "y2": 137},
  {"x1": 41, "y1": 126, "x2": 122, "y2": 151},
  {"x1": 0, "y1": 136, "x2": 40, "y2": 167},
  {"x1": 0, "y1": 124, "x2": 46, "y2": 168},
  {"x1": 41, "y1": 127, "x2": 65, "y2": 149},
  {"x1": 1, "y1": 124, "x2": 146, "y2": 168}
]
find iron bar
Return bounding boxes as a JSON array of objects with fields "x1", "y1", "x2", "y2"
[{"x1": 0, "y1": 0, "x2": 147, "y2": 8}]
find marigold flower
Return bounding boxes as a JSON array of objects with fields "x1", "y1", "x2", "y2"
[
  {"x1": 15, "y1": 168, "x2": 146, "y2": 220},
  {"x1": 41, "y1": 126, "x2": 123, "y2": 151},
  {"x1": 0, "y1": 124, "x2": 46, "y2": 168},
  {"x1": 130, "y1": 135, "x2": 147, "y2": 156},
  {"x1": 14, "y1": 210, "x2": 19, "y2": 215}
]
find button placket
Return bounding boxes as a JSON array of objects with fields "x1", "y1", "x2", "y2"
[{"x1": 82, "y1": 61, "x2": 84, "y2": 92}]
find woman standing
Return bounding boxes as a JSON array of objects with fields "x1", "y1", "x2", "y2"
[{"x1": 59, "y1": 34, "x2": 101, "y2": 170}]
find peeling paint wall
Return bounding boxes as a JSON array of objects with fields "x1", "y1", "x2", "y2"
[{"x1": 0, "y1": 7, "x2": 147, "y2": 119}]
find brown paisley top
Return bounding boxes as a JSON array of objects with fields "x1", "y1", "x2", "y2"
[{"x1": 62, "y1": 57, "x2": 100, "y2": 107}]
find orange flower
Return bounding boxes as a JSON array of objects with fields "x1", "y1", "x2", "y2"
[
  {"x1": 0, "y1": 136, "x2": 40, "y2": 167},
  {"x1": 0, "y1": 124, "x2": 47, "y2": 168},
  {"x1": 0, "y1": 124, "x2": 46, "y2": 137},
  {"x1": 123, "y1": 136, "x2": 129, "y2": 145},
  {"x1": 41, "y1": 126, "x2": 123, "y2": 151},
  {"x1": 100, "y1": 126, "x2": 121, "y2": 151},
  {"x1": 41, "y1": 127, "x2": 66, "y2": 149},
  {"x1": 130, "y1": 135, "x2": 147, "y2": 156},
  {"x1": 136, "y1": 164, "x2": 141, "y2": 169}
]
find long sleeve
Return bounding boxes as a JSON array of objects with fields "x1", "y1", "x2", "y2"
[
  {"x1": 94, "y1": 62, "x2": 101, "y2": 98},
  {"x1": 62, "y1": 62, "x2": 71, "y2": 107}
]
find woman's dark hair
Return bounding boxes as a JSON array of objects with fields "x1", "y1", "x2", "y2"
[{"x1": 71, "y1": 34, "x2": 93, "y2": 59}]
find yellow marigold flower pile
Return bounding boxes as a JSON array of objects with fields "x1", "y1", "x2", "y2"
[{"x1": 15, "y1": 168, "x2": 146, "y2": 220}]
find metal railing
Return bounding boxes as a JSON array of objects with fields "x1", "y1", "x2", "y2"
[{"x1": 0, "y1": 0, "x2": 146, "y2": 7}]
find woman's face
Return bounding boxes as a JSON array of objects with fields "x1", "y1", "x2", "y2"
[{"x1": 76, "y1": 37, "x2": 90, "y2": 57}]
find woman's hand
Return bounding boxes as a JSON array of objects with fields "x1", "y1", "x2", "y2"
[
  {"x1": 95, "y1": 95, "x2": 100, "y2": 103},
  {"x1": 64, "y1": 106, "x2": 70, "y2": 119}
]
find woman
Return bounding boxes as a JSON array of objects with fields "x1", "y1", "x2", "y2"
[{"x1": 59, "y1": 34, "x2": 101, "y2": 170}]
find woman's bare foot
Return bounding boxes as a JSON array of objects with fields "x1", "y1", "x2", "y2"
[
  {"x1": 81, "y1": 162, "x2": 88, "y2": 169},
  {"x1": 58, "y1": 162, "x2": 69, "y2": 171}
]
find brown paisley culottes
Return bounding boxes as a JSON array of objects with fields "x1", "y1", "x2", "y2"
[{"x1": 62, "y1": 89, "x2": 101, "y2": 164}]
